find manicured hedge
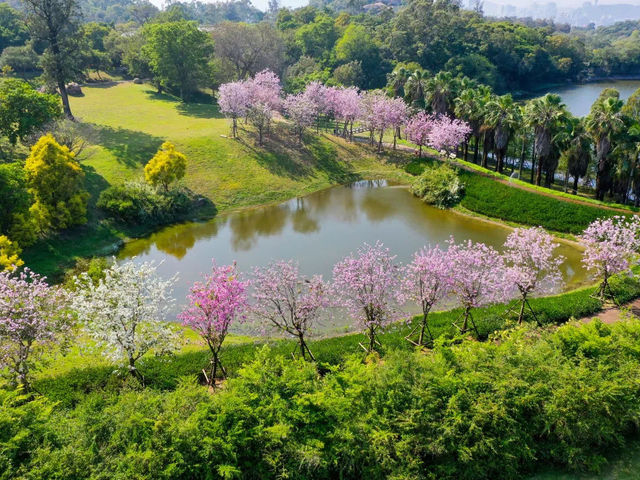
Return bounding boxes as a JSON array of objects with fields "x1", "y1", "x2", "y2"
[{"x1": 405, "y1": 159, "x2": 626, "y2": 234}]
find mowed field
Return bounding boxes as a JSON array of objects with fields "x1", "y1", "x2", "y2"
[
  {"x1": 71, "y1": 82, "x2": 410, "y2": 210},
  {"x1": 23, "y1": 82, "x2": 411, "y2": 277}
]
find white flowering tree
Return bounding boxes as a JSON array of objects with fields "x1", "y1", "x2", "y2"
[{"x1": 72, "y1": 260, "x2": 179, "y2": 380}]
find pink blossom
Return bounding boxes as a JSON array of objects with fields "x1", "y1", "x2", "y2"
[
  {"x1": 405, "y1": 111, "x2": 432, "y2": 157},
  {"x1": 503, "y1": 227, "x2": 564, "y2": 323},
  {"x1": 332, "y1": 242, "x2": 402, "y2": 352},
  {"x1": 427, "y1": 115, "x2": 471, "y2": 154},
  {"x1": 0, "y1": 269, "x2": 71, "y2": 389},
  {"x1": 447, "y1": 238, "x2": 507, "y2": 334},
  {"x1": 251, "y1": 260, "x2": 327, "y2": 361},
  {"x1": 580, "y1": 216, "x2": 640, "y2": 300},
  {"x1": 179, "y1": 261, "x2": 247, "y2": 385},
  {"x1": 398, "y1": 245, "x2": 453, "y2": 345},
  {"x1": 283, "y1": 92, "x2": 318, "y2": 141},
  {"x1": 217, "y1": 81, "x2": 249, "y2": 137}
]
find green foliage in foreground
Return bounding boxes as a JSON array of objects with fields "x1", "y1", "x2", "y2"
[
  {"x1": 406, "y1": 158, "x2": 623, "y2": 234},
  {"x1": 6, "y1": 316, "x2": 640, "y2": 479},
  {"x1": 411, "y1": 162, "x2": 464, "y2": 208}
]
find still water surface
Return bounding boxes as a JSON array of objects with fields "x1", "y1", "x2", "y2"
[
  {"x1": 548, "y1": 79, "x2": 640, "y2": 117},
  {"x1": 119, "y1": 181, "x2": 588, "y2": 328}
]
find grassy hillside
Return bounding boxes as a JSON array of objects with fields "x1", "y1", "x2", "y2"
[{"x1": 22, "y1": 82, "x2": 411, "y2": 278}]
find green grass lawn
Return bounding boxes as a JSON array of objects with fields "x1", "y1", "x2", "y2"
[{"x1": 22, "y1": 82, "x2": 412, "y2": 278}]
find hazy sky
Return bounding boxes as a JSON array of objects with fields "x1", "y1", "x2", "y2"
[{"x1": 156, "y1": 0, "x2": 640, "y2": 13}]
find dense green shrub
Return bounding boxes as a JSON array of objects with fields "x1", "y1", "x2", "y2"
[
  {"x1": 411, "y1": 162, "x2": 464, "y2": 208},
  {"x1": 9, "y1": 319, "x2": 640, "y2": 479},
  {"x1": 97, "y1": 181, "x2": 195, "y2": 226},
  {"x1": 0, "y1": 46, "x2": 40, "y2": 73}
]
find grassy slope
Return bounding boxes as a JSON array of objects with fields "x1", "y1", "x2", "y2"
[{"x1": 21, "y1": 82, "x2": 411, "y2": 278}]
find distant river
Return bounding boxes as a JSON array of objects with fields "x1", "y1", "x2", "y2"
[{"x1": 547, "y1": 79, "x2": 640, "y2": 117}]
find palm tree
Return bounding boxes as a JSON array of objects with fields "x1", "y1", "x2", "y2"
[
  {"x1": 561, "y1": 117, "x2": 592, "y2": 195},
  {"x1": 426, "y1": 71, "x2": 458, "y2": 116},
  {"x1": 404, "y1": 70, "x2": 428, "y2": 108},
  {"x1": 388, "y1": 67, "x2": 409, "y2": 99},
  {"x1": 524, "y1": 94, "x2": 569, "y2": 186},
  {"x1": 485, "y1": 94, "x2": 520, "y2": 173},
  {"x1": 585, "y1": 91, "x2": 625, "y2": 200},
  {"x1": 455, "y1": 85, "x2": 491, "y2": 164}
]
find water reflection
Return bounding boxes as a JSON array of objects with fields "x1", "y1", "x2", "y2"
[
  {"x1": 547, "y1": 79, "x2": 640, "y2": 117},
  {"x1": 119, "y1": 180, "x2": 588, "y2": 330}
]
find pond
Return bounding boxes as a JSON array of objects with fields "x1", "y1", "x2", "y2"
[
  {"x1": 547, "y1": 79, "x2": 640, "y2": 117},
  {"x1": 119, "y1": 180, "x2": 588, "y2": 331}
]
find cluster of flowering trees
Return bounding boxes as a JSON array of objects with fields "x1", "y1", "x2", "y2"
[
  {"x1": 1, "y1": 217, "x2": 638, "y2": 389},
  {"x1": 218, "y1": 72, "x2": 470, "y2": 153}
]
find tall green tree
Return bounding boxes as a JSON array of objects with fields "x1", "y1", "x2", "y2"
[
  {"x1": 21, "y1": 0, "x2": 82, "y2": 119},
  {"x1": 0, "y1": 3, "x2": 29, "y2": 51},
  {"x1": 404, "y1": 69, "x2": 428, "y2": 108},
  {"x1": 0, "y1": 78, "x2": 61, "y2": 145},
  {"x1": 426, "y1": 70, "x2": 457, "y2": 116},
  {"x1": 524, "y1": 94, "x2": 569, "y2": 186},
  {"x1": 585, "y1": 89, "x2": 625, "y2": 200},
  {"x1": 485, "y1": 93, "x2": 520, "y2": 173},
  {"x1": 560, "y1": 117, "x2": 592, "y2": 195},
  {"x1": 143, "y1": 20, "x2": 213, "y2": 100}
]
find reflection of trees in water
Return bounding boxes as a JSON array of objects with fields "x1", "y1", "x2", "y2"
[
  {"x1": 154, "y1": 220, "x2": 222, "y2": 259},
  {"x1": 120, "y1": 220, "x2": 223, "y2": 260},
  {"x1": 229, "y1": 205, "x2": 290, "y2": 251},
  {"x1": 359, "y1": 191, "x2": 397, "y2": 222},
  {"x1": 292, "y1": 198, "x2": 319, "y2": 234}
]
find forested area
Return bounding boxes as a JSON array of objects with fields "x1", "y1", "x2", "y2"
[{"x1": 5, "y1": 1, "x2": 640, "y2": 478}]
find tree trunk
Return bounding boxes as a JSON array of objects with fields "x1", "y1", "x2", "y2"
[
  {"x1": 481, "y1": 134, "x2": 489, "y2": 168},
  {"x1": 535, "y1": 155, "x2": 543, "y2": 186},
  {"x1": 572, "y1": 175, "x2": 579, "y2": 195},
  {"x1": 473, "y1": 136, "x2": 480, "y2": 164}
]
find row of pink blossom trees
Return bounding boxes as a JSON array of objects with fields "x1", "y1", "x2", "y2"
[
  {"x1": 217, "y1": 71, "x2": 471, "y2": 153},
  {"x1": 179, "y1": 216, "x2": 640, "y2": 386},
  {"x1": 1, "y1": 216, "x2": 638, "y2": 390}
]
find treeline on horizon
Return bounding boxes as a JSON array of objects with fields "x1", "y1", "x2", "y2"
[{"x1": 3, "y1": 0, "x2": 640, "y2": 94}]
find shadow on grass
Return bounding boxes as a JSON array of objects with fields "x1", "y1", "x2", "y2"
[
  {"x1": 84, "y1": 123, "x2": 164, "y2": 168},
  {"x1": 142, "y1": 88, "x2": 223, "y2": 119},
  {"x1": 235, "y1": 125, "x2": 354, "y2": 181}
]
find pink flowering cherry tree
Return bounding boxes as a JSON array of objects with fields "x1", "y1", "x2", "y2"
[
  {"x1": 428, "y1": 115, "x2": 472, "y2": 156},
  {"x1": 179, "y1": 262, "x2": 247, "y2": 386},
  {"x1": 246, "y1": 69, "x2": 282, "y2": 145},
  {"x1": 447, "y1": 238, "x2": 507, "y2": 336},
  {"x1": 217, "y1": 81, "x2": 249, "y2": 138},
  {"x1": 388, "y1": 97, "x2": 409, "y2": 149},
  {"x1": 0, "y1": 269, "x2": 72, "y2": 390},
  {"x1": 580, "y1": 216, "x2": 640, "y2": 302},
  {"x1": 251, "y1": 260, "x2": 327, "y2": 361},
  {"x1": 398, "y1": 245, "x2": 453, "y2": 347},
  {"x1": 503, "y1": 227, "x2": 564, "y2": 324},
  {"x1": 328, "y1": 86, "x2": 361, "y2": 140},
  {"x1": 283, "y1": 92, "x2": 318, "y2": 142},
  {"x1": 405, "y1": 112, "x2": 432, "y2": 157},
  {"x1": 332, "y1": 242, "x2": 402, "y2": 352}
]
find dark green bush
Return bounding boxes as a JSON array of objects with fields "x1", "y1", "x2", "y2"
[
  {"x1": 0, "y1": 46, "x2": 40, "y2": 73},
  {"x1": 10, "y1": 320, "x2": 640, "y2": 479},
  {"x1": 97, "y1": 182, "x2": 194, "y2": 226},
  {"x1": 411, "y1": 162, "x2": 464, "y2": 208}
]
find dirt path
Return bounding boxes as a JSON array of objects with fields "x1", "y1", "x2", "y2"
[
  {"x1": 352, "y1": 134, "x2": 636, "y2": 215},
  {"x1": 581, "y1": 298, "x2": 640, "y2": 324}
]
